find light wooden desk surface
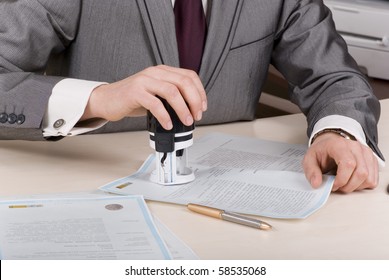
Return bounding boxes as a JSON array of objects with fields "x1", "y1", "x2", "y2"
[{"x1": 1, "y1": 99, "x2": 389, "y2": 260}]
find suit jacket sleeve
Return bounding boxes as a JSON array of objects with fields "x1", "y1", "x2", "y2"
[
  {"x1": 0, "y1": 0, "x2": 81, "y2": 140},
  {"x1": 271, "y1": 0, "x2": 383, "y2": 159}
]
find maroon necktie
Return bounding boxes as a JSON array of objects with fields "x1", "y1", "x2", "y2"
[{"x1": 174, "y1": 0, "x2": 207, "y2": 73}]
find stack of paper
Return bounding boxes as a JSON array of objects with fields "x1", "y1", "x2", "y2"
[
  {"x1": 0, "y1": 193, "x2": 197, "y2": 260},
  {"x1": 100, "y1": 133, "x2": 334, "y2": 219}
]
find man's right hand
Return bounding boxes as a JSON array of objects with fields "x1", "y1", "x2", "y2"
[{"x1": 81, "y1": 65, "x2": 207, "y2": 130}]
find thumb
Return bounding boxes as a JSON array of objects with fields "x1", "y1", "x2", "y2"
[{"x1": 303, "y1": 152, "x2": 323, "y2": 188}]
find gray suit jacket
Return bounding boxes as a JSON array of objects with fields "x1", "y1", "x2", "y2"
[{"x1": 0, "y1": 0, "x2": 383, "y2": 158}]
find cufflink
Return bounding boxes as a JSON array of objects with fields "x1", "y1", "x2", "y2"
[{"x1": 53, "y1": 119, "x2": 66, "y2": 129}]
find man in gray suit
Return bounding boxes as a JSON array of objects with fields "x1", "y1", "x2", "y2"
[{"x1": 0, "y1": 0, "x2": 384, "y2": 193}]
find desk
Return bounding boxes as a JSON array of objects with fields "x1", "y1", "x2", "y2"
[{"x1": 1, "y1": 99, "x2": 389, "y2": 260}]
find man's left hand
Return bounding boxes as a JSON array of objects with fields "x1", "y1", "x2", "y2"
[{"x1": 303, "y1": 132, "x2": 379, "y2": 193}]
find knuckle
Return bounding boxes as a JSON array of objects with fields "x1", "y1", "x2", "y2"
[
  {"x1": 187, "y1": 70, "x2": 198, "y2": 79},
  {"x1": 134, "y1": 73, "x2": 148, "y2": 83},
  {"x1": 341, "y1": 159, "x2": 357, "y2": 169},
  {"x1": 144, "y1": 66, "x2": 157, "y2": 75},
  {"x1": 180, "y1": 76, "x2": 193, "y2": 87},
  {"x1": 164, "y1": 84, "x2": 180, "y2": 99},
  {"x1": 355, "y1": 168, "x2": 369, "y2": 181},
  {"x1": 155, "y1": 65, "x2": 168, "y2": 72}
]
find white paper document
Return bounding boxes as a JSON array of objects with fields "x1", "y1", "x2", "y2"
[
  {"x1": 0, "y1": 195, "x2": 172, "y2": 260},
  {"x1": 100, "y1": 133, "x2": 334, "y2": 219},
  {"x1": 153, "y1": 216, "x2": 198, "y2": 260},
  {"x1": 0, "y1": 191, "x2": 198, "y2": 260}
]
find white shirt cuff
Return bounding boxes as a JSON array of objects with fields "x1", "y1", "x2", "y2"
[
  {"x1": 309, "y1": 115, "x2": 385, "y2": 169},
  {"x1": 42, "y1": 78, "x2": 108, "y2": 137}
]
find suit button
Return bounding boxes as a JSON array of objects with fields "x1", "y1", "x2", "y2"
[
  {"x1": 8, "y1": 113, "x2": 17, "y2": 124},
  {"x1": 0, "y1": 113, "x2": 7, "y2": 123},
  {"x1": 17, "y1": 114, "x2": 26, "y2": 125},
  {"x1": 53, "y1": 119, "x2": 65, "y2": 129}
]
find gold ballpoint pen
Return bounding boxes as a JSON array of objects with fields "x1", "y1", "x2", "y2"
[{"x1": 187, "y1": 203, "x2": 272, "y2": 230}]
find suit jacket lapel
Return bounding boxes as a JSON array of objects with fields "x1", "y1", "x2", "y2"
[
  {"x1": 137, "y1": 0, "x2": 243, "y2": 92},
  {"x1": 200, "y1": 0, "x2": 243, "y2": 91},
  {"x1": 137, "y1": 0, "x2": 180, "y2": 67}
]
